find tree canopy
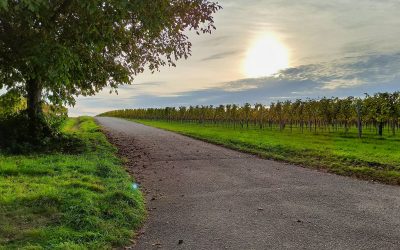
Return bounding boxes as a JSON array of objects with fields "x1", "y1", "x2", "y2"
[{"x1": 0, "y1": 0, "x2": 221, "y2": 121}]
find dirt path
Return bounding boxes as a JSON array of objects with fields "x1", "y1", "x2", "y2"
[{"x1": 96, "y1": 117, "x2": 400, "y2": 250}]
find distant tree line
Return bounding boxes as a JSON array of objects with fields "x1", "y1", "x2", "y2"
[{"x1": 99, "y1": 92, "x2": 400, "y2": 138}]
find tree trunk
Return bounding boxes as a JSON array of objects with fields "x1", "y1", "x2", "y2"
[
  {"x1": 26, "y1": 78, "x2": 45, "y2": 135},
  {"x1": 392, "y1": 120, "x2": 396, "y2": 136},
  {"x1": 378, "y1": 121, "x2": 383, "y2": 137},
  {"x1": 357, "y1": 118, "x2": 362, "y2": 138}
]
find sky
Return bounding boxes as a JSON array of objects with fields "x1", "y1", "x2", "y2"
[{"x1": 47, "y1": 1, "x2": 400, "y2": 115}]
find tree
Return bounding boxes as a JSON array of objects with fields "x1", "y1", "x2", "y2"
[{"x1": 0, "y1": 0, "x2": 221, "y2": 133}]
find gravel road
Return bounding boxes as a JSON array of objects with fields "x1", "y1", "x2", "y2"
[{"x1": 96, "y1": 117, "x2": 400, "y2": 250}]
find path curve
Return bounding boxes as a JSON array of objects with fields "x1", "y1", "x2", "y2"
[{"x1": 96, "y1": 117, "x2": 400, "y2": 250}]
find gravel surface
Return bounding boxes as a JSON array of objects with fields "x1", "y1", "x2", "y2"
[{"x1": 96, "y1": 117, "x2": 400, "y2": 250}]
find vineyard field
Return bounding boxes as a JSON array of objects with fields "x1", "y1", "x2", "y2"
[{"x1": 100, "y1": 93, "x2": 400, "y2": 138}]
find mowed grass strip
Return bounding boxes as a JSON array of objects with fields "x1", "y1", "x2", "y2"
[
  {"x1": 134, "y1": 119, "x2": 400, "y2": 185},
  {"x1": 0, "y1": 117, "x2": 145, "y2": 249}
]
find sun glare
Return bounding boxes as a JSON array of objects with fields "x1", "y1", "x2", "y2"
[{"x1": 244, "y1": 34, "x2": 290, "y2": 78}]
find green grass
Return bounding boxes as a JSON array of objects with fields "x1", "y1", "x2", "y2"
[
  {"x1": 0, "y1": 117, "x2": 145, "y2": 249},
  {"x1": 134, "y1": 119, "x2": 400, "y2": 185}
]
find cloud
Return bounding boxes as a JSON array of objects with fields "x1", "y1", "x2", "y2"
[
  {"x1": 200, "y1": 50, "x2": 239, "y2": 61},
  {"x1": 200, "y1": 35, "x2": 231, "y2": 46},
  {"x1": 73, "y1": 51, "x2": 400, "y2": 115},
  {"x1": 276, "y1": 52, "x2": 400, "y2": 90},
  {"x1": 117, "y1": 81, "x2": 164, "y2": 90},
  {"x1": 135, "y1": 81, "x2": 164, "y2": 86}
]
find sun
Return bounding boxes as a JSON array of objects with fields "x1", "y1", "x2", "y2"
[{"x1": 244, "y1": 34, "x2": 290, "y2": 78}]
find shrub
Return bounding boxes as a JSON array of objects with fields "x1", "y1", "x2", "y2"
[{"x1": 0, "y1": 111, "x2": 68, "y2": 154}]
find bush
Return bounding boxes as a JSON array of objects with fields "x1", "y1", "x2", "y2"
[
  {"x1": 0, "y1": 111, "x2": 68, "y2": 154},
  {"x1": 0, "y1": 91, "x2": 70, "y2": 153}
]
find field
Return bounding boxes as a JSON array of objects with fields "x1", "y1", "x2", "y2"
[
  {"x1": 0, "y1": 117, "x2": 145, "y2": 249},
  {"x1": 133, "y1": 119, "x2": 400, "y2": 185}
]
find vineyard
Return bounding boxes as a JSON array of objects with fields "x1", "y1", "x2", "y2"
[{"x1": 100, "y1": 92, "x2": 400, "y2": 138}]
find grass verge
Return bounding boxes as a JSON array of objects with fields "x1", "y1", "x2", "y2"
[
  {"x1": 133, "y1": 119, "x2": 400, "y2": 185},
  {"x1": 0, "y1": 117, "x2": 145, "y2": 249}
]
